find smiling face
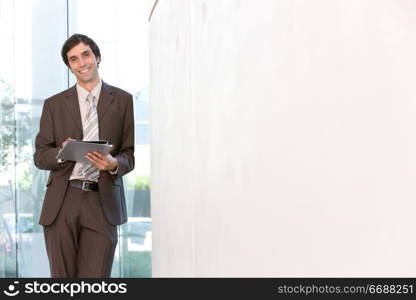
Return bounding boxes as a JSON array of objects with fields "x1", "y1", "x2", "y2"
[{"x1": 67, "y1": 42, "x2": 101, "y2": 88}]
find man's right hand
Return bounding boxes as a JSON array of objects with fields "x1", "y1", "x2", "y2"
[{"x1": 62, "y1": 137, "x2": 76, "y2": 148}]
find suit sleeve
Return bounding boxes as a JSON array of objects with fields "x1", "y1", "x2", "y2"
[
  {"x1": 112, "y1": 94, "x2": 135, "y2": 178},
  {"x1": 33, "y1": 100, "x2": 61, "y2": 171}
]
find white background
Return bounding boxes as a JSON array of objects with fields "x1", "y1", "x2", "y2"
[{"x1": 150, "y1": 0, "x2": 416, "y2": 276}]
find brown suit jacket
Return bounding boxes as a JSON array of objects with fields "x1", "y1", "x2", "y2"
[{"x1": 34, "y1": 81, "x2": 135, "y2": 226}]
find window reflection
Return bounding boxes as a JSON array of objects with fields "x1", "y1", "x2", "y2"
[{"x1": 0, "y1": 0, "x2": 151, "y2": 278}]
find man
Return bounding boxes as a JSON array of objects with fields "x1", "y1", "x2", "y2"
[{"x1": 34, "y1": 34, "x2": 134, "y2": 278}]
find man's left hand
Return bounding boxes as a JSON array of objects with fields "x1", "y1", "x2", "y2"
[{"x1": 85, "y1": 151, "x2": 118, "y2": 171}]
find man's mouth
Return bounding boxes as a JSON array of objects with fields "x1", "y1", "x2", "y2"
[{"x1": 79, "y1": 68, "x2": 90, "y2": 75}]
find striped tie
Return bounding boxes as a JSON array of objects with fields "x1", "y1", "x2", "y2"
[{"x1": 81, "y1": 93, "x2": 100, "y2": 181}]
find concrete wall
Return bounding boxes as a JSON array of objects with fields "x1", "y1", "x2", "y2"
[{"x1": 150, "y1": 0, "x2": 416, "y2": 276}]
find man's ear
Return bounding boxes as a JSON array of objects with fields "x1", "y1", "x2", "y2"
[{"x1": 97, "y1": 56, "x2": 101, "y2": 65}]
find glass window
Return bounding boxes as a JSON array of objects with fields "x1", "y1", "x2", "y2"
[
  {"x1": 0, "y1": 0, "x2": 68, "y2": 278},
  {"x1": 0, "y1": 0, "x2": 151, "y2": 278},
  {"x1": 69, "y1": 0, "x2": 151, "y2": 278}
]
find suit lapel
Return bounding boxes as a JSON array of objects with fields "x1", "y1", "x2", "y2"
[
  {"x1": 63, "y1": 86, "x2": 83, "y2": 132},
  {"x1": 97, "y1": 81, "x2": 114, "y2": 123},
  {"x1": 63, "y1": 81, "x2": 114, "y2": 139}
]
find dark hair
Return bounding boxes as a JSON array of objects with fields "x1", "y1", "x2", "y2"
[{"x1": 61, "y1": 34, "x2": 101, "y2": 67}]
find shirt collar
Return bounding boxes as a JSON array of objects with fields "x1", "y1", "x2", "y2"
[{"x1": 76, "y1": 80, "x2": 102, "y2": 102}]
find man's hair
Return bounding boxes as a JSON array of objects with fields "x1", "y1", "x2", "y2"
[{"x1": 61, "y1": 34, "x2": 101, "y2": 67}]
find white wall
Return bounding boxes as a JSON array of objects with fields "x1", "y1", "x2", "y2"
[{"x1": 150, "y1": 0, "x2": 416, "y2": 276}]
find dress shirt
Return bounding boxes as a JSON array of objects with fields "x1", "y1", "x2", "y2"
[{"x1": 64, "y1": 80, "x2": 118, "y2": 181}]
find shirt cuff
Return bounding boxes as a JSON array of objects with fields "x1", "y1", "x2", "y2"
[{"x1": 108, "y1": 166, "x2": 118, "y2": 175}]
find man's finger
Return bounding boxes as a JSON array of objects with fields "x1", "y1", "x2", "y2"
[
  {"x1": 86, "y1": 158, "x2": 104, "y2": 170},
  {"x1": 85, "y1": 153, "x2": 100, "y2": 164},
  {"x1": 86, "y1": 153, "x2": 107, "y2": 170},
  {"x1": 86, "y1": 152, "x2": 102, "y2": 161},
  {"x1": 93, "y1": 151, "x2": 107, "y2": 160}
]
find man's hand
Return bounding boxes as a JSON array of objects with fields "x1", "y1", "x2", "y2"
[
  {"x1": 62, "y1": 137, "x2": 76, "y2": 148},
  {"x1": 85, "y1": 151, "x2": 118, "y2": 171}
]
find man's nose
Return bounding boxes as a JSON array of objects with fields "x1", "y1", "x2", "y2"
[{"x1": 78, "y1": 57, "x2": 86, "y2": 67}]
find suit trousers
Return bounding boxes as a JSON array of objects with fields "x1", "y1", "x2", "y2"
[{"x1": 43, "y1": 185, "x2": 118, "y2": 278}]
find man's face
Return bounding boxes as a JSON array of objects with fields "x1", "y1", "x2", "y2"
[{"x1": 67, "y1": 42, "x2": 100, "y2": 84}]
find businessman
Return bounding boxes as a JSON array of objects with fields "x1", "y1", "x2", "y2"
[{"x1": 34, "y1": 34, "x2": 134, "y2": 277}]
